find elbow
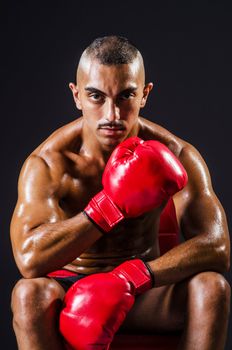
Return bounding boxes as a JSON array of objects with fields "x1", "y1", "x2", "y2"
[
  {"x1": 223, "y1": 254, "x2": 230, "y2": 272},
  {"x1": 20, "y1": 267, "x2": 41, "y2": 279},
  {"x1": 16, "y1": 252, "x2": 43, "y2": 279},
  {"x1": 15, "y1": 234, "x2": 45, "y2": 279},
  {"x1": 218, "y1": 253, "x2": 230, "y2": 273},
  {"x1": 214, "y1": 241, "x2": 230, "y2": 273}
]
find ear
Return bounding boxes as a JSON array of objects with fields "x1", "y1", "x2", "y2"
[
  {"x1": 140, "y1": 82, "x2": 153, "y2": 108},
  {"x1": 69, "y1": 82, "x2": 82, "y2": 110}
]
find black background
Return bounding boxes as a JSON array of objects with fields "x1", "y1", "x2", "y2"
[{"x1": 1, "y1": 1, "x2": 231, "y2": 348}]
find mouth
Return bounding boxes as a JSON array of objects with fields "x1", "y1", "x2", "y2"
[
  {"x1": 99, "y1": 126, "x2": 125, "y2": 131},
  {"x1": 98, "y1": 126, "x2": 126, "y2": 136}
]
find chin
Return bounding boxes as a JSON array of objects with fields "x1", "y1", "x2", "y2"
[{"x1": 100, "y1": 136, "x2": 125, "y2": 150}]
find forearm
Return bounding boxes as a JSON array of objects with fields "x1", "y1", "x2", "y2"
[
  {"x1": 15, "y1": 212, "x2": 102, "y2": 278},
  {"x1": 148, "y1": 233, "x2": 229, "y2": 287}
]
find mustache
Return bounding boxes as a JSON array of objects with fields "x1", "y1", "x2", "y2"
[{"x1": 98, "y1": 121, "x2": 126, "y2": 129}]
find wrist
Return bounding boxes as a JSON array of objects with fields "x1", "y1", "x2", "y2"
[
  {"x1": 113, "y1": 259, "x2": 154, "y2": 295},
  {"x1": 84, "y1": 190, "x2": 124, "y2": 232},
  {"x1": 142, "y1": 260, "x2": 155, "y2": 288}
]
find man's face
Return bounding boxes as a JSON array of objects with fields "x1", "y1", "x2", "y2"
[{"x1": 70, "y1": 58, "x2": 152, "y2": 148}]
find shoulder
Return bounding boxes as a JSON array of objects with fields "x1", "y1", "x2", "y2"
[
  {"x1": 17, "y1": 155, "x2": 59, "y2": 199},
  {"x1": 18, "y1": 118, "x2": 84, "y2": 199},
  {"x1": 138, "y1": 117, "x2": 228, "y2": 236},
  {"x1": 20, "y1": 154, "x2": 50, "y2": 180},
  {"x1": 31, "y1": 117, "x2": 83, "y2": 158},
  {"x1": 139, "y1": 116, "x2": 185, "y2": 156},
  {"x1": 138, "y1": 116, "x2": 213, "y2": 192},
  {"x1": 23, "y1": 117, "x2": 83, "y2": 176},
  {"x1": 178, "y1": 142, "x2": 212, "y2": 193}
]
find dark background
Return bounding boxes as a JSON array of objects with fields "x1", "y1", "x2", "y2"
[{"x1": 1, "y1": 1, "x2": 231, "y2": 348}]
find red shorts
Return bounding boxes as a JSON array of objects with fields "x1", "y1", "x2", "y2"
[{"x1": 47, "y1": 269, "x2": 87, "y2": 291}]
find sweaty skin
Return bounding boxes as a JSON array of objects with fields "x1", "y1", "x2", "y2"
[
  {"x1": 10, "y1": 116, "x2": 230, "y2": 281},
  {"x1": 10, "y1": 56, "x2": 230, "y2": 350}
]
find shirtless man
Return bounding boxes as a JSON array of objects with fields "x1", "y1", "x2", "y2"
[{"x1": 10, "y1": 36, "x2": 230, "y2": 350}]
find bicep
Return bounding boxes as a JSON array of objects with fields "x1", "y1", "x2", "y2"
[
  {"x1": 180, "y1": 192, "x2": 229, "y2": 242},
  {"x1": 174, "y1": 143, "x2": 229, "y2": 244},
  {"x1": 10, "y1": 156, "x2": 65, "y2": 248}
]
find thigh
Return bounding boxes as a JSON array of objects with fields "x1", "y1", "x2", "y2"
[{"x1": 120, "y1": 281, "x2": 187, "y2": 333}]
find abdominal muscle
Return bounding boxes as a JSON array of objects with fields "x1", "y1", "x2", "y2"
[{"x1": 63, "y1": 209, "x2": 161, "y2": 274}]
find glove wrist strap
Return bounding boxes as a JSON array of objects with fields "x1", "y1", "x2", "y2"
[
  {"x1": 113, "y1": 259, "x2": 154, "y2": 295},
  {"x1": 84, "y1": 191, "x2": 124, "y2": 232}
]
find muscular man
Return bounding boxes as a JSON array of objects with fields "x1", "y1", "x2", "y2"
[{"x1": 11, "y1": 36, "x2": 230, "y2": 350}]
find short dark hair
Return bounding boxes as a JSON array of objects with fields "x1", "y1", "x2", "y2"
[{"x1": 84, "y1": 35, "x2": 139, "y2": 65}]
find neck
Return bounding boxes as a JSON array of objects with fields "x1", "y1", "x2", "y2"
[{"x1": 81, "y1": 119, "x2": 140, "y2": 164}]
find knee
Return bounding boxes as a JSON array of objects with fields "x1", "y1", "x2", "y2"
[
  {"x1": 11, "y1": 278, "x2": 63, "y2": 328},
  {"x1": 188, "y1": 272, "x2": 231, "y2": 314}
]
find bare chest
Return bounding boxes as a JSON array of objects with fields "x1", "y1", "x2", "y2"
[
  {"x1": 59, "y1": 171, "x2": 161, "y2": 272},
  {"x1": 58, "y1": 167, "x2": 103, "y2": 216}
]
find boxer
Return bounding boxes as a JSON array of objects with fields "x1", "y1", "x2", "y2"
[{"x1": 10, "y1": 36, "x2": 230, "y2": 350}]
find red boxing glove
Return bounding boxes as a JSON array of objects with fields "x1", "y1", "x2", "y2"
[
  {"x1": 84, "y1": 136, "x2": 188, "y2": 232},
  {"x1": 60, "y1": 259, "x2": 153, "y2": 350}
]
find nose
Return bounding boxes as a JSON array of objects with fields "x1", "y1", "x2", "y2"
[{"x1": 105, "y1": 100, "x2": 120, "y2": 122}]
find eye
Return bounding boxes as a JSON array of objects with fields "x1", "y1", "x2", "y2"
[
  {"x1": 89, "y1": 93, "x2": 103, "y2": 101},
  {"x1": 119, "y1": 92, "x2": 135, "y2": 100}
]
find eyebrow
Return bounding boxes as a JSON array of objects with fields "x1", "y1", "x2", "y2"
[{"x1": 84, "y1": 86, "x2": 138, "y2": 95}]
